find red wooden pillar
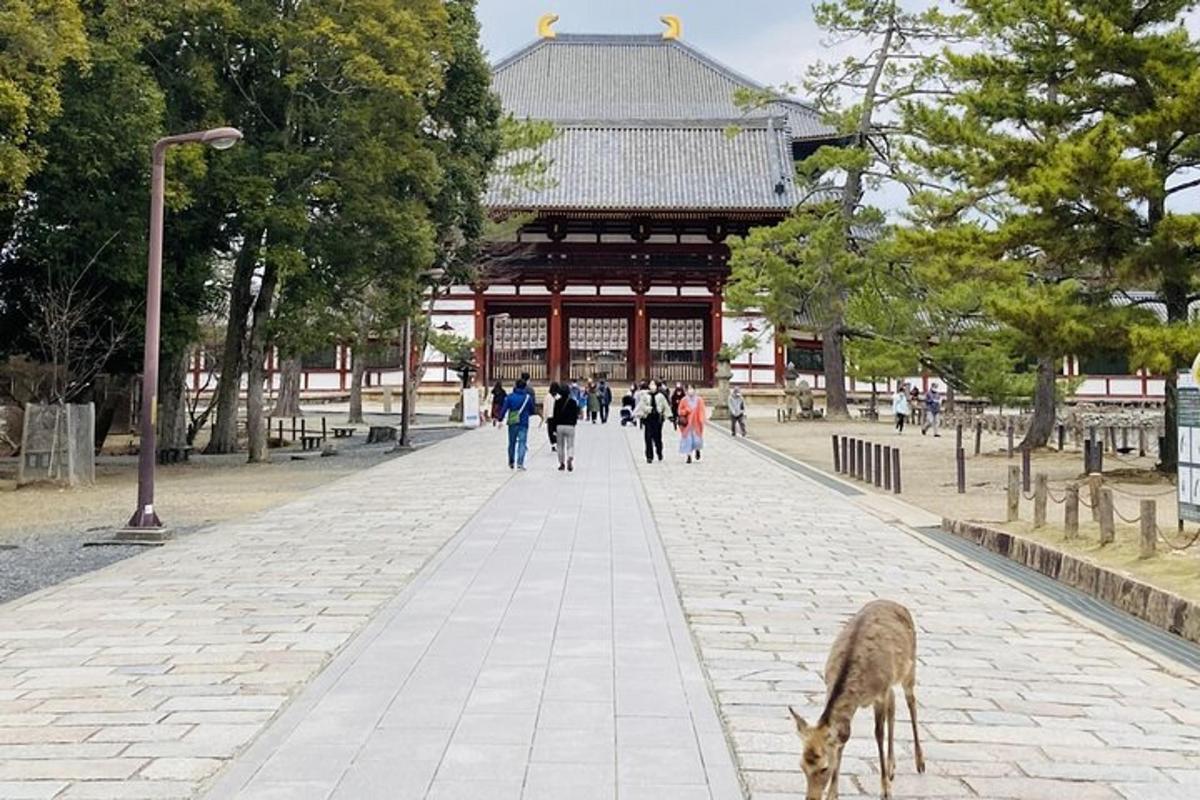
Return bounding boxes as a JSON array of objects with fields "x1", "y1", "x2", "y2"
[
  {"x1": 709, "y1": 282, "x2": 725, "y2": 386},
  {"x1": 473, "y1": 285, "x2": 486, "y2": 385},
  {"x1": 549, "y1": 287, "x2": 564, "y2": 382},
  {"x1": 633, "y1": 289, "x2": 648, "y2": 381}
]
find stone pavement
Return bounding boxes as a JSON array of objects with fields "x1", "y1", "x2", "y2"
[
  {"x1": 204, "y1": 422, "x2": 740, "y2": 799},
  {"x1": 2, "y1": 420, "x2": 1200, "y2": 800},
  {"x1": 632, "y1": 429, "x2": 1200, "y2": 800},
  {"x1": 0, "y1": 432, "x2": 518, "y2": 799}
]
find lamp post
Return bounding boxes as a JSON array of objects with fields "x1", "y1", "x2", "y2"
[{"x1": 125, "y1": 127, "x2": 243, "y2": 535}]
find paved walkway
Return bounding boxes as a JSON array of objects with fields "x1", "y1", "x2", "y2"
[
  {"x1": 2, "y1": 420, "x2": 1200, "y2": 800},
  {"x1": 204, "y1": 423, "x2": 740, "y2": 800},
  {"x1": 0, "y1": 432, "x2": 516, "y2": 799},
  {"x1": 633, "y1": 429, "x2": 1200, "y2": 800}
]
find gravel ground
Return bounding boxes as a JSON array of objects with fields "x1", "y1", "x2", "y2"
[{"x1": 0, "y1": 421, "x2": 462, "y2": 605}]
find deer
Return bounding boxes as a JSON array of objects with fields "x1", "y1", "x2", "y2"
[{"x1": 787, "y1": 599, "x2": 925, "y2": 800}]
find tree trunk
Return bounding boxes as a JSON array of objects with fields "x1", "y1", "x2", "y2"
[
  {"x1": 1019, "y1": 355, "x2": 1056, "y2": 450},
  {"x1": 157, "y1": 346, "x2": 189, "y2": 452},
  {"x1": 348, "y1": 348, "x2": 366, "y2": 424},
  {"x1": 272, "y1": 357, "x2": 302, "y2": 417},
  {"x1": 246, "y1": 263, "x2": 279, "y2": 464},
  {"x1": 823, "y1": 315, "x2": 849, "y2": 418},
  {"x1": 1159, "y1": 265, "x2": 1189, "y2": 472},
  {"x1": 205, "y1": 228, "x2": 262, "y2": 454}
]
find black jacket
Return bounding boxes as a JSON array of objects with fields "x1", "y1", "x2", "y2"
[{"x1": 552, "y1": 394, "x2": 580, "y2": 426}]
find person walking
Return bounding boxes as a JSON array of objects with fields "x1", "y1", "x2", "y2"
[
  {"x1": 677, "y1": 384, "x2": 707, "y2": 463},
  {"x1": 635, "y1": 380, "x2": 670, "y2": 463},
  {"x1": 489, "y1": 381, "x2": 507, "y2": 428},
  {"x1": 586, "y1": 381, "x2": 600, "y2": 423},
  {"x1": 922, "y1": 383, "x2": 942, "y2": 437},
  {"x1": 728, "y1": 386, "x2": 747, "y2": 437},
  {"x1": 551, "y1": 380, "x2": 580, "y2": 472},
  {"x1": 503, "y1": 379, "x2": 535, "y2": 470},
  {"x1": 598, "y1": 380, "x2": 612, "y2": 424},
  {"x1": 670, "y1": 383, "x2": 686, "y2": 430},
  {"x1": 892, "y1": 383, "x2": 910, "y2": 434},
  {"x1": 543, "y1": 382, "x2": 560, "y2": 451}
]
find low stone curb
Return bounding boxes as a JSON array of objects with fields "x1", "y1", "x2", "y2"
[{"x1": 943, "y1": 518, "x2": 1200, "y2": 645}]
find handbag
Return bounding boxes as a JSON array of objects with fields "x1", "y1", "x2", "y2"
[{"x1": 507, "y1": 394, "x2": 530, "y2": 426}]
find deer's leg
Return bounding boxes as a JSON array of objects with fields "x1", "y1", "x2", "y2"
[
  {"x1": 873, "y1": 702, "x2": 889, "y2": 799},
  {"x1": 904, "y1": 679, "x2": 925, "y2": 774},
  {"x1": 887, "y1": 689, "x2": 896, "y2": 781}
]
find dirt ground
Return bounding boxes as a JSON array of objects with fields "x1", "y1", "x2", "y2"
[
  {"x1": 750, "y1": 417, "x2": 1200, "y2": 605},
  {"x1": 0, "y1": 414, "x2": 459, "y2": 542}
]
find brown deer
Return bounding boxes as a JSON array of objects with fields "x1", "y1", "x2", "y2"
[{"x1": 788, "y1": 599, "x2": 925, "y2": 800}]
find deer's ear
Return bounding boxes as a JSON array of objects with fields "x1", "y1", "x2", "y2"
[{"x1": 787, "y1": 706, "x2": 809, "y2": 734}]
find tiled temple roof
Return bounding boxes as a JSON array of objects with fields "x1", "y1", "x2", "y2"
[
  {"x1": 486, "y1": 119, "x2": 799, "y2": 211},
  {"x1": 488, "y1": 32, "x2": 839, "y2": 213}
]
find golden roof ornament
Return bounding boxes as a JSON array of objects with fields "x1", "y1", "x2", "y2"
[
  {"x1": 537, "y1": 13, "x2": 559, "y2": 38},
  {"x1": 660, "y1": 14, "x2": 682, "y2": 40}
]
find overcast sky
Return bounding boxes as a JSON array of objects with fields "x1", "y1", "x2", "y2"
[{"x1": 477, "y1": 1, "x2": 819, "y2": 89}]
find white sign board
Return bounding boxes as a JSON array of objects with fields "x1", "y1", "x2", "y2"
[
  {"x1": 1178, "y1": 371, "x2": 1200, "y2": 523},
  {"x1": 462, "y1": 388, "x2": 481, "y2": 429}
]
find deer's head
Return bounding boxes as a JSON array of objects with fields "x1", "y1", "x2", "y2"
[{"x1": 788, "y1": 706, "x2": 845, "y2": 800}]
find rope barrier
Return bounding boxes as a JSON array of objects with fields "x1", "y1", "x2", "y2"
[
  {"x1": 1156, "y1": 525, "x2": 1200, "y2": 551},
  {"x1": 1107, "y1": 485, "x2": 1176, "y2": 500},
  {"x1": 1112, "y1": 505, "x2": 1142, "y2": 525}
]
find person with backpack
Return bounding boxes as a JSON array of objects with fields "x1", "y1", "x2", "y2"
[
  {"x1": 503, "y1": 379, "x2": 535, "y2": 470},
  {"x1": 636, "y1": 379, "x2": 670, "y2": 464},
  {"x1": 551, "y1": 380, "x2": 580, "y2": 472}
]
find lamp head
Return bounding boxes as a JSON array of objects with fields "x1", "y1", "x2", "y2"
[{"x1": 201, "y1": 127, "x2": 243, "y2": 150}]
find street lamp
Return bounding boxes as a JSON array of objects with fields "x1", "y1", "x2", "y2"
[{"x1": 125, "y1": 127, "x2": 244, "y2": 536}]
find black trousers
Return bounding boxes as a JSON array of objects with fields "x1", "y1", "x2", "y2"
[
  {"x1": 600, "y1": 403, "x2": 610, "y2": 423},
  {"x1": 548, "y1": 419, "x2": 558, "y2": 446},
  {"x1": 643, "y1": 417, "x2": 663, "y2": 462}
]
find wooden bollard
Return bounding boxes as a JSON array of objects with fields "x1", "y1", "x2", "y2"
[
  {"x1": 277, "y1": 419, "x2": 284, "y2": 442},
  {"x1": 892, "y1": 448, "x2": 902, "y2": 494},
  {"x1": 832, "y1": 435, "x2": 841, "y2": 473},
  {"x1": 1007, "y1": 419, "x2": 1014, "y2": 458},
  {"x1": 1065, "y1": 484, "x2": 1079, "y2": 539},
  {"x1": 1006, "y1": 466, "x2": 1020, "y2": 522},
  {"x1": 956, "y1": 448, "x2": 966, "y2": 494},
  {"x1": 848, "y1": 438, "x2": 857, "y2": 477},
  {"x1": 883, "y1": 445, "x2": 893, "y2": 491},
  {"x1": 291, "y1": 416, "x2": 297, "y2": 439},
  {"x1": 1138, "y1": 427, "x2": 1147, "y2": 458},
  {"x1": 1139, "y1": 499, "x2": 1156, "y2": 558},
  {"x1": 1021, "y1": 447, "x2": 1031, "y2": 493},
  {"x1": 841, "y1": 437, "x2": 850, "y2": 475},
  {"x1": 956, "y1": 423, "x2": 963, "y2": 452},
  {"x1": 1088, "y1": 474, "x2": 1102, "y2": 522},
  {"x1": 1098, "y1": 489, "x2": 1115, "y2": 545},
  {"x1": 322, "y1": 416, "x2": 327, "y2": 438},
  {"x1": 1033, "y1": 473, "x2": 1048, "y2": 528},
  {"x1": 874, "y1": 443, "x2": 883, "y2": 487},
  {"x1": 300, "y1": 418, "x2": 306, "y2": 438},
  {"x1": 857, "y1": 439, "x2": 866, "y2": 480},
  {"x1": 1057, "y1": 424, "x2": 1065, "y2": 452},
  {"x1": 975, "y1": 421, "x2": 982, "y2": 456},
  {"x1": 864, "y1": 441, "x2": 872, "y2": 483}
]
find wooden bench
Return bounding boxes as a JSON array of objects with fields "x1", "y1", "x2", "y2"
[
  {"x1": 332, "y1": 427, "x2": 356, "y2": 439},
  {"x1": 299, "y1": 435, "x2": 325, "y2": 452}
]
